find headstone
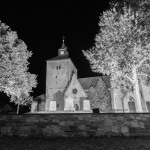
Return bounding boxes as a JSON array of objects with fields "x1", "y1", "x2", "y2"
[
  {"x1": 50, "y1": 101, "x2": 56, "y2": 111},
  {"x1": 83, "y1": 100, "x2": 91, "y2": 111}
]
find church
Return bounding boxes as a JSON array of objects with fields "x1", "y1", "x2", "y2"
[{"x1": 31, "y1": 39, "x2": 150, "y2": 113}]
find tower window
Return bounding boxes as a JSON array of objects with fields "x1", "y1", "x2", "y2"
[{"x1": 56, "y1": 65, "x2": 61, "y2": 70}]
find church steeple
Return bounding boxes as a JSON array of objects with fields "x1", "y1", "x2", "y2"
[{"x1": 58, "y1": 36, "x2": 68, "y2": 56}]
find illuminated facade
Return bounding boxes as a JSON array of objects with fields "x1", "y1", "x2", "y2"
[{"x1": 31, "y1": 40, "x2": 150, "y2": 113}]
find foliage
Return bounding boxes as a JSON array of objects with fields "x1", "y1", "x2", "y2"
[
  {"x1": 83, "y1": 1, "x2": 150, "y2": 88},
  {"x1": 115, "y1": 76, "x2": 133, "y2": 92},
  {"x1": 0, "y1": 21, "x2": 37, "y2": 108},
  {"x1": 85, "y1": 77, "x2": 111, "y2": 111}
]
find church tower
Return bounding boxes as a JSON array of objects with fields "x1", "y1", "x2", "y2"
[{"x1": 45, "y1": 38, "x2": 77, "y2": 111}]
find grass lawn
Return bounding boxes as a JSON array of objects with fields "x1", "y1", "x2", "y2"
[{"x1": 0, "y1": 136, "x2": 150, "y2": 150}]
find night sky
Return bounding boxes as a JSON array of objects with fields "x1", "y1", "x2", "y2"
[{"x1": 0, "y1": 1, "x2": 111, "y2": 107}]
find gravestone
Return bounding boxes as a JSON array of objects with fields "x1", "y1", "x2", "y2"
[
  {"x1": 50, "y1": 101, "x2": 56, "y2": 111},
  {"x1": 83, "y1": 100, "x2": 91, "y2": 111}
]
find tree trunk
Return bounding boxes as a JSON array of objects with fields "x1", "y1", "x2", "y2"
[
  {"x1": 17, "y1": 103, "x2": 20, "y2": 114},
  {"x1": 132, "y1": 68, "x2": 143, "y2": 112}
]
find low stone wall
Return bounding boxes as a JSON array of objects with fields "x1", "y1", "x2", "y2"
[{"x1": 0, "y1": 113, "x2": 150, "y2": 137}]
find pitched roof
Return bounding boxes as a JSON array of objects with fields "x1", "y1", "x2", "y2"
[
  {"x1": 78, "y1": 77, "x2": 99, "y2": 90},
  {"x1": 48, "y1": 55, "x2": 69, "y2": 61},
  {"x1": 65, "y1": 73, "x2": 87, "y2": 97},
  {"x1": 101, "y1": 76, "x2": 111, "y2": 88},
  {"x1": 78, "y1": 76, "x2": 110, "y2": 90}
]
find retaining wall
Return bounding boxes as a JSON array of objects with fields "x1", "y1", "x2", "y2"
[{"x1": 0, "y1": 113, "x2": 150, "y2": 137}]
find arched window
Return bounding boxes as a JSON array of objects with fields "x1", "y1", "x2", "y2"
[{"x1": 128, "y1": 97, "x2": 136, "y2": 112}]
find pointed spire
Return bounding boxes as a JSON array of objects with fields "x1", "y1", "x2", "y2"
[
  {"x1": 60, "y1": 36, "x2": 66, "y2": 49},
  {"x1": 58, "y1": 36, "x2": 68, "y2": 56}
]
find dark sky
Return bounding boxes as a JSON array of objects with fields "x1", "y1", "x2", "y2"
[{"x1": 0, "y1": 1, "x2": 111, "y2": 106}]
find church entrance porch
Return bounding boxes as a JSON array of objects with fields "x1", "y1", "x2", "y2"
[{"x1": 64, "y1": 96, "x2": 81, "y2": 112}]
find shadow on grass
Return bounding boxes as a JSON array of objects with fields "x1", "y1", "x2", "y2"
[{"x1": 0, "y1": 136, "x2": 150, "y2": 150}]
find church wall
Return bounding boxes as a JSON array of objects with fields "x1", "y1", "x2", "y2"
[
  {"x1": 113, "y1": 88, "x2": 138, "y2": 113},
  {"x1": 113, "y1": 82, "x2": 150, "y2": 113},
  {"x1": 65, "y1": 75, "x2": 86, "y2": 99},
  {"x1": 45, "y1": 58, "x2": 78, "y2": 112},
  {"x1": 138, "y1": 81, "x2": 147, "y2": 112},
  {"x1": 46, "y1": 59, "x2": 77, "y2": 89},
  {"x1": 55, "y1": 91, "x2": 64, "y2": 111},
  {"x1": 140, "y1": 84, "x2": 150, "y2": 112},
  {"x1": 45, "y1": 89, "x2": 64, "y2": 111},
  {"x1": 1, "y1": 113, "x2": 150, "y2": 137},
  {"x1": 113, "y1": 88, "x2": 124, "y2": 112},
  {"x1": 46, "y1": 60, "x2": 69, "y2": 89},
  {"x1": 141, "y1": 84, "x2": 150, "y2": 102}
]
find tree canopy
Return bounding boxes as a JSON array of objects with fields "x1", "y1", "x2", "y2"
[
  {"x1": 83, "y1": 1, "x2": 150, "y2": 112},
  {"x1": 86, "y1": 78, "x2": 111, "y2": 112},
  {"x1": 83, "y1": 1, "x2": 150, "y2": 87},
  {"x1": 0, "y1": 21, "x2": 37, "y2": 113}
]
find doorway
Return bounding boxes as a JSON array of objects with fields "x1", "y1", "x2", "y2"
[
  {"x1": 128, "y1": 100, "x2": 136, "y2": 112},
  {"x1": 74, "y1": 104, "x2": 79, "y2": 111}
]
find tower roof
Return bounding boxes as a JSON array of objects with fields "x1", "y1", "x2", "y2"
[
  {"x1": 60, "y1": 36, "x2": 67, "y2": 50},
  {"x1": 57, "y1": 36, "x2": 69, "y2": 57},
  {"x1": 47, "y1": 37, "x2": 69, "y2": 61}
]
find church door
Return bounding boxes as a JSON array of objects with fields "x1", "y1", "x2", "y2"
[
  {"x1": 146, "y1": 101, "x2": 150, "y2": 112},
  {"x1": 74, "y1": 104, "x2": 79, "y2": 111},
  {"x1": 128, "y1": 101, "x2": 136, "y2": 112}
]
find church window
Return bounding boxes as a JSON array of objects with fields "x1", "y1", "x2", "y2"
[
  {"x1": 72, "y1": 88, "x2": 77, "y2": 94},
  {"x1": 56, "y1": 65, "x2": 61, "y2": 70}
]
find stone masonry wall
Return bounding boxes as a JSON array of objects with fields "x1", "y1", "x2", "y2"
[{"x1": 0, "y1": 113, "x2": 150, "y2": 137}]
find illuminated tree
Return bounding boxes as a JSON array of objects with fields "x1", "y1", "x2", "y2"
[
  {"x1": 83, "y1": 2, "x2": 150, "y2": 112},
  {"x1": 116, "y1": 77, "x2": 133, "y2": 112},
  {"x1": 0, "y1": 21, "x2": 37, "y2": 114},
  {"x1": 86, "y1": 78, "x2": 111, "y2": 112}
]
